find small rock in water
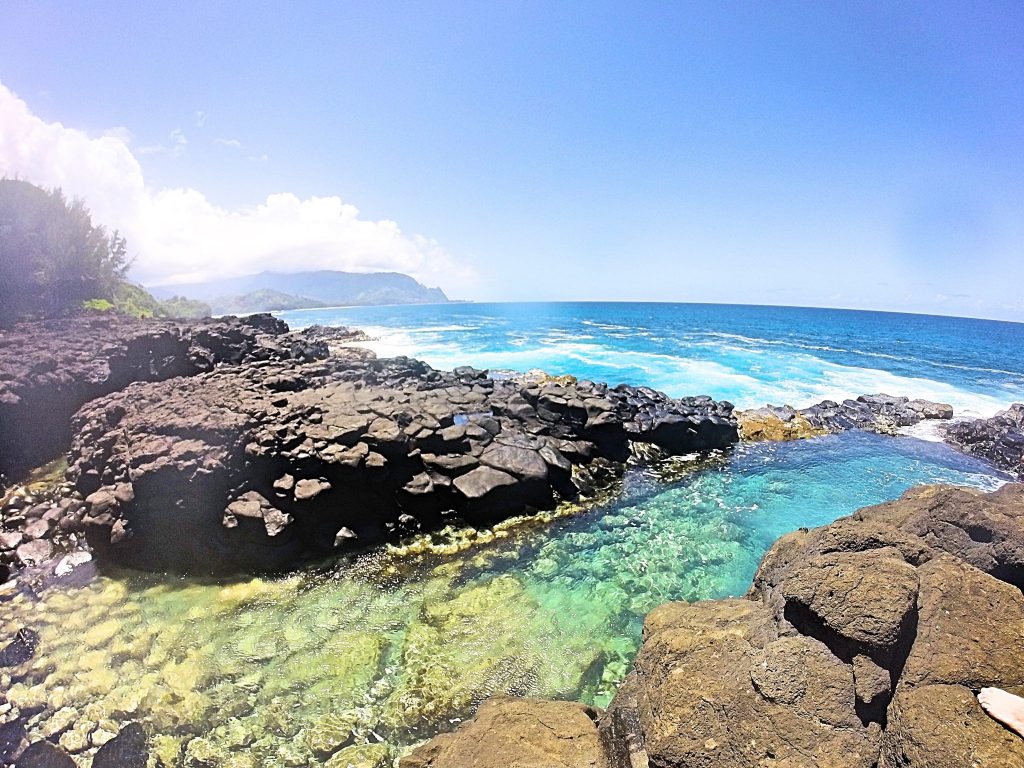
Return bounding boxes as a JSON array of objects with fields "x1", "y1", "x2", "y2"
[
  {"x1": 92, "y1": 722, "x2": 148, "y2": 768},
  {"x1": 0, "y1": 628, "x2": 39, "y2": 667},
  {"x1": 334, "y1": 527, "x2": 358, "y2": 547},
  {"x1": 0, "y1": 720, "x2": 27, "y2": 763}
]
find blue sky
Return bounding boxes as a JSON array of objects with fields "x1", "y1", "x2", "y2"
[{"x1": 1, "y1": 1, "x2": 1022, "y2": 320}]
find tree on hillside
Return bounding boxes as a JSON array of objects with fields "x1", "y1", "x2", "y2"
[{"x1": 0, "y1": 178, "x2": 130, "y2": 324}]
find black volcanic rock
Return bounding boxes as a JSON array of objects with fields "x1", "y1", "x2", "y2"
[
  {"x1": 66, "y1": 353, "x2": 738, "y2": 573},
  {"x1": 945, "y1": 403, "x2": 1024, "y2": 478},
  {"x1": 0, "y1": 313, "x2": 324, "y2": 483},
  {"x1": 92, "y1": 723, "x2": 148, "y2": 768},
  {"x1": 14, "y1": 741, "x2": 76, "y2": 768},
  {"x1": 0, "y1": 627, "x2": 39, "y2": 667}
]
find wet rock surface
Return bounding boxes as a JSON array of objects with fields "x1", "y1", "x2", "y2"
[
  {"x1": 945, "y1": 402, "x2": 1024, "y2": 478},
  {"x1": 0, "y1": 313, "x2": 324, "y2": 485},
  {"x1": 66, "y1": 355, "x2": 737, "y2": 572},
  {"x1": 737, "y1": 393, "x2": 954, "y2": 441},
  {"x1": 418, "y1": 482, "x2": 1024, "y2": 768}
]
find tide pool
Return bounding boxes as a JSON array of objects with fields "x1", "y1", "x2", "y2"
[{"x1": 3, "y1": 432, "x2": 1008, "y2": 766}]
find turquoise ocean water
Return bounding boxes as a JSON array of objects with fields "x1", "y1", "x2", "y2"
[{"x1": 280, "y1": 301, "x2": 1024, "y2": 417}]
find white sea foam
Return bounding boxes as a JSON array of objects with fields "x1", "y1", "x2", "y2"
[{"x1": 305, "y1": 315, "x2": 1019, "y2": 422}]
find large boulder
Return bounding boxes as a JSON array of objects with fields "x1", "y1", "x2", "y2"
[
  {"x1": 400, "y1": 697, "x2": 604, "y2": 768},
  {"x1": 879, "y1": 684, "x2": 1024, "y2": 768},
  {"x1": 599, "y1": 599, "x2": 879, "y2": 768},
  {"x1": 779, "y1": 549, "x2": 919, "y2": 661}
]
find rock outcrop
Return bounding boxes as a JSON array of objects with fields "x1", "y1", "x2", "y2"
[
  {"x1": 413, "y1": 483, "x2": 1024, "y2": 768},
  {"x1": 66, "y1": 356, "x2": 738, "y2": 573},
  {"x1": 737, "y1": 394, "x2": 954, "y2": 441},
  {"x1": 0, "y1": 313, "x2": 324, "y2": 484},
  {"x1": 945, "y1": 403, "x2": 1024, "y2": 478}
]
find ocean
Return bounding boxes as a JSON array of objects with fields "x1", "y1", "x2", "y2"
[{"x1": 278, "y1": 302, "x2": 1024, "y2": 418}]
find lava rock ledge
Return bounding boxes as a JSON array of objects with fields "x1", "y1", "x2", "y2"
[{"x1": 67, "y1": 355, "x2": 739, "y2": 573}]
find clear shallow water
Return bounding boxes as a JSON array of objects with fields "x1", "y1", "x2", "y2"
[
  {"x1": 279, "y1": 302, "x2": 1024, "y2": 417},
  {"x1": 3, "y1": 432, "x2": 1008, "y2": 766}
]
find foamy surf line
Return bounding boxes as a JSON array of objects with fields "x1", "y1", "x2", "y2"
[{"x1": 346, "y1": 327, "x2": 1015, "y2": 422}]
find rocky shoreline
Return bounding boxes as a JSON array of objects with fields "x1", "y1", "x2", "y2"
[
  {"x1": 2, "y1": 314, "x2": 1016, "y2": 583},
  {"x1": 408, "y1": 482, "x2": 1024, "y2": 768},
  {"x1": 0, "y1": 313, "x2": 1020, "y2": 584},
  {"x1": 1, "y1": 314, "x2": 741, "y2": 577},
  {"x1": 0, "y1": 314, "x2": 1022, "y2": 767},
  {"x1": 736, "y1": 394, "x2": 954, "y2": 441},
  {"x1": 0, "y1": 313, "x2": 327, "y2": 486}
]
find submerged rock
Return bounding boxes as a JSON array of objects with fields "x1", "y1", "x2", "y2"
[
  {"x1": 0, "y1": 627, "x2": 39, "y2": 667},
  {"x1": 0, "y1": 721, "x2": 28, "y2": 764},
  {"x1": 92, "y1": 722, "x2": 148, "y2": 768},
  {"x1": 414, "y1": 482, "x2": 1024, "y2": 768},
  {"x1": 325, "y1": 743, "x2": 392, "y2": 768},
  {"x1": 13, "y1": 740, "x2": 76, "y2": 768}
]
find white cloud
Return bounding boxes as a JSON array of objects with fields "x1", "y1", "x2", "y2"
[
  {"x1": 0, "y1": 82, "x2": 471, "y2": 293},
  {"x1": 214, "y1": 137, "x2": 244, "y2": 150},
  {"x1": 194, "y1": 110, "x2": 207, "y2": 128},
  {"x1": 136, "y1": 127, "x2": 188, "y2": 156}
]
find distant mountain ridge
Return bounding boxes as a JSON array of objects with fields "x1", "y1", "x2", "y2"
[{"x1": 149, "y1": 270, "x2": 450, "y2": 313}]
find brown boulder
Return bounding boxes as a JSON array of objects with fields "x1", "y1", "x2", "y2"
[
  {"x1": 879, "y1": 683, "x2": 1024, "y2": 767},
  {"x1": 780, "y1": 549, "x2": 919, "y2": 659},
  {"x1": 400, "y1": 696, "x2": 604, "y2": 768},
  {"x1": 601, "y1": 599, "x2": 879, "y2": 768},
  {"x1": 856, "y1": 483, "x2": 1024, "y2": 587},
  {"x1": 900, "y1": 554, "x2": 1024, "y2": 690}
]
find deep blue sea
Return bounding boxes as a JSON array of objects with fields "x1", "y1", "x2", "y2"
[{"x1": 279, "y1": 302, "x2": 1024, "y2": 417}]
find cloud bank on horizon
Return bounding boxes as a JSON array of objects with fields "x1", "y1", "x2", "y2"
[{"x1": 0, "y1": 81, "x2": 468, "y2": 291}]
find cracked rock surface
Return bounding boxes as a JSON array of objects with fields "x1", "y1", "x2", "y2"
[
  {"x1": 67, "y1": 355, "x2": 738, "y2": 573},
  {"x1": 0, "y1": 313, "x2": 322, "y2": 484}
]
